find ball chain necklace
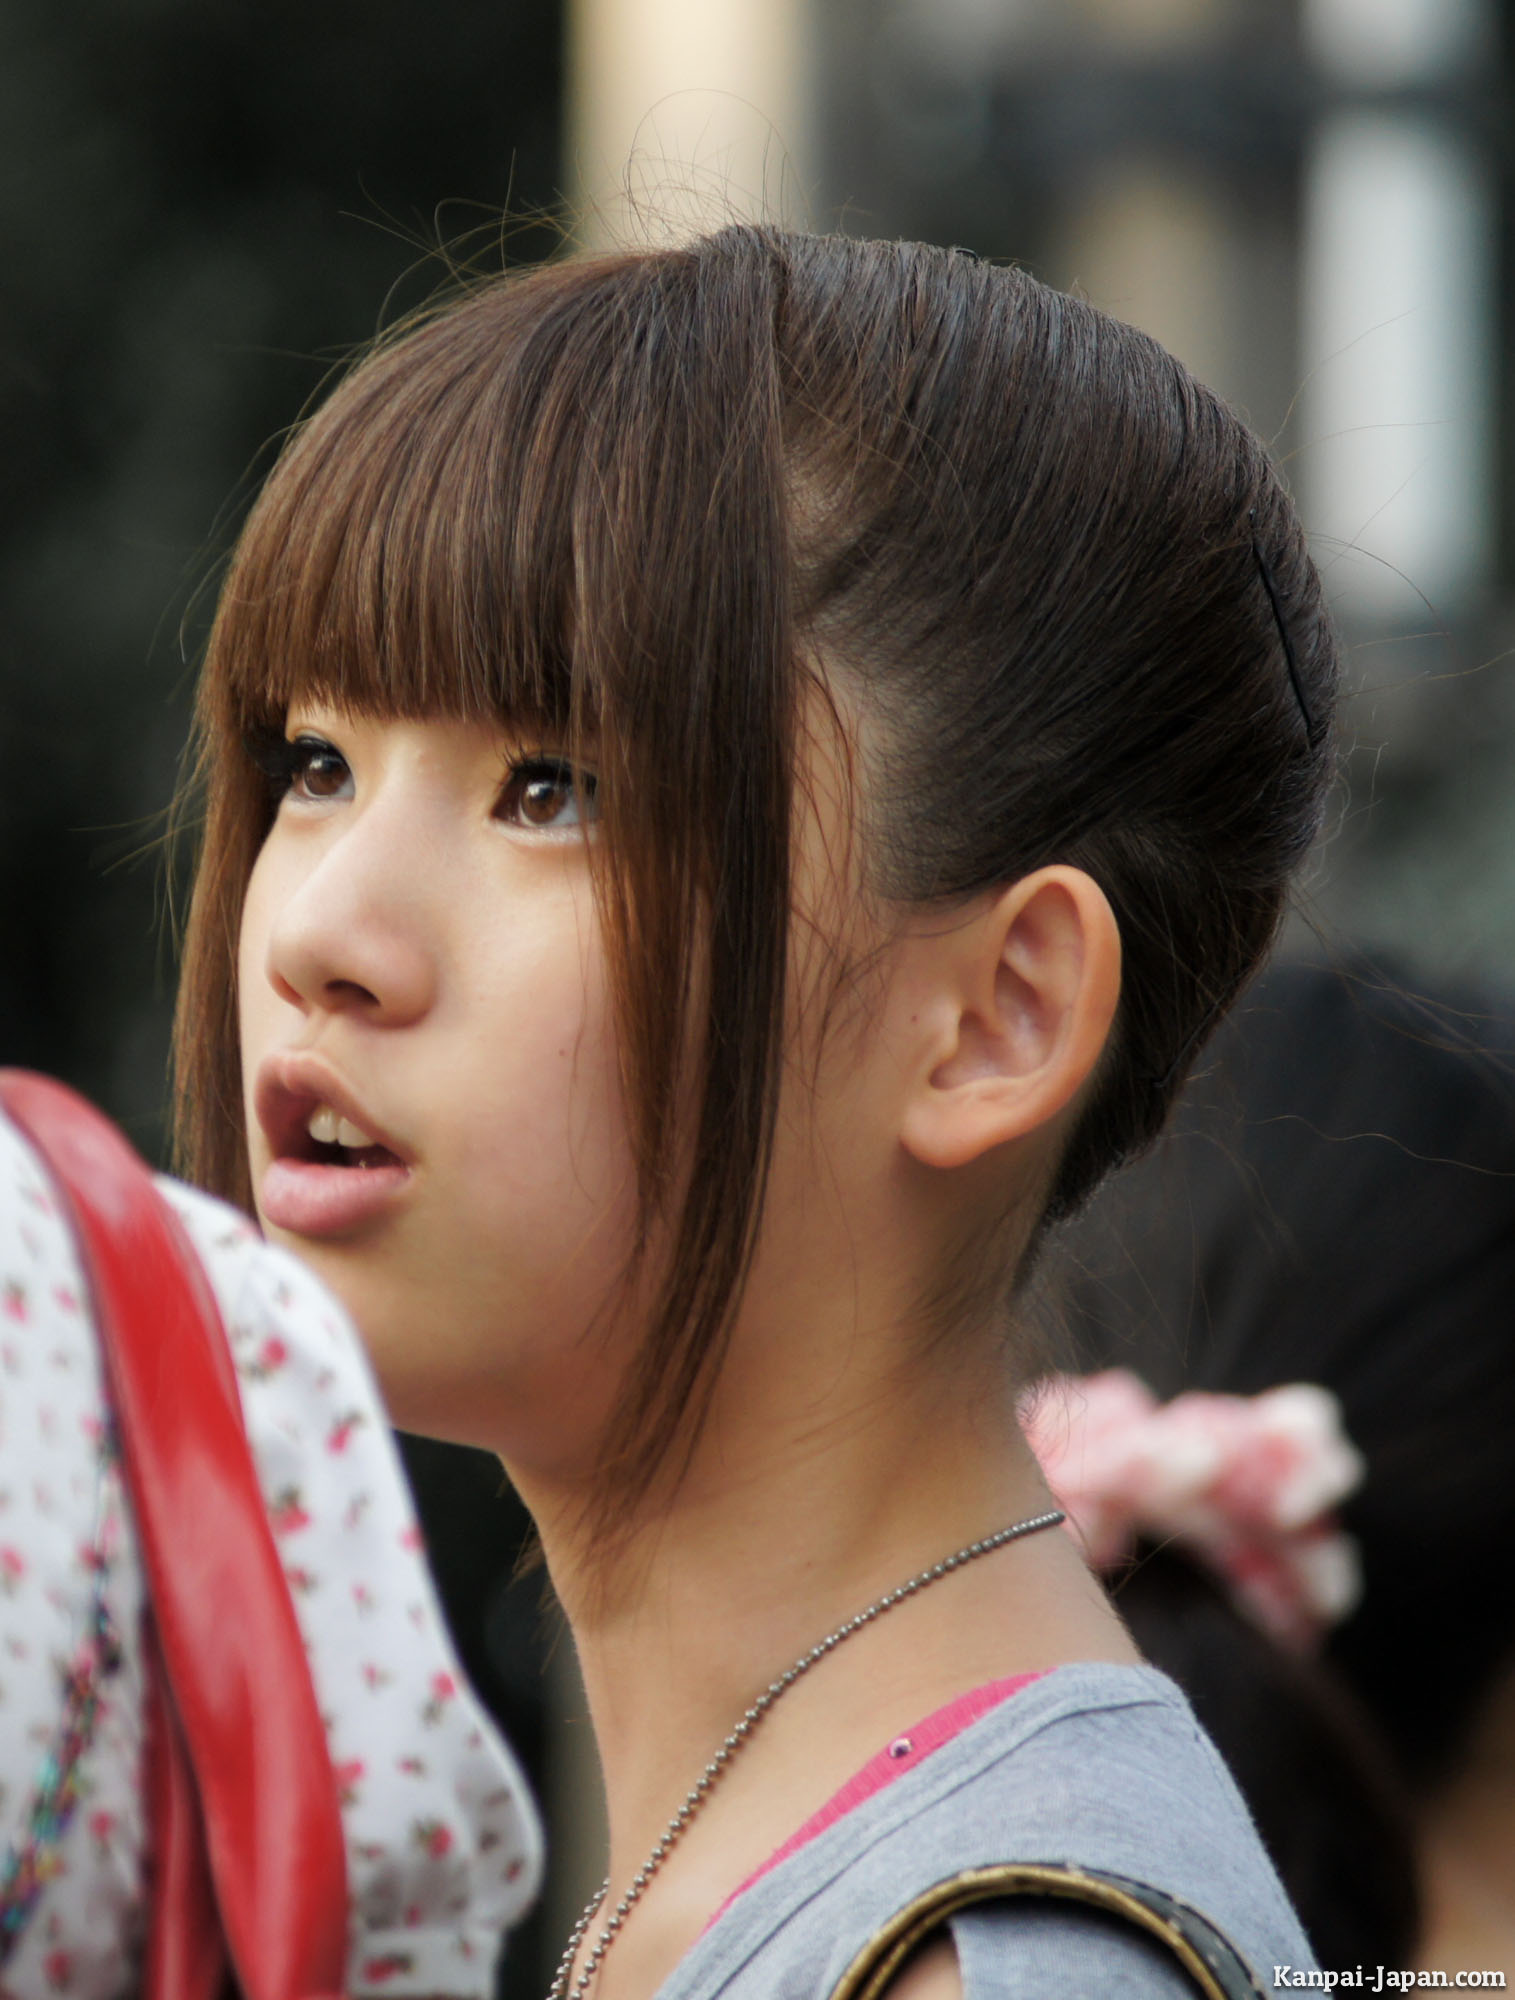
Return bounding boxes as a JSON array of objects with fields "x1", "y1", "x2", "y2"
[{"x1": 546, "y1": 1505, "x2": 1066, "y2": 2000}]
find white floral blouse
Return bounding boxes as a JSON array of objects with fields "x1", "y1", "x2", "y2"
[{"x1": 0, "y1": 1108, "x2": 543, "y2": 1997}]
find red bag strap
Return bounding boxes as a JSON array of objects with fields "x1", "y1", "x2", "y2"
[
  {"x1": 142, "y1": 1647, "x2": 227, "y2": 2000},
  {"x1": 0, "y1": 1072, "x2": 348, "y2": 2000}
]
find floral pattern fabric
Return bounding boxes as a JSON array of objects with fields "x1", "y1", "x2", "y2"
[
  {"x1": 0, "y1": 1110, "x2": 543, "y2": 1997},
  {"x1": 0, "y1": 1116, "x2": 145, "y2": 1999}
]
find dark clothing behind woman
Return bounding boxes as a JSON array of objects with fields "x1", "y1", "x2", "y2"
[{"x1": 1045, "y1": 954, "x2": 1515, "y2": 1969}]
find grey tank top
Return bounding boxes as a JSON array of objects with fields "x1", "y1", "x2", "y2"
[{"x1": 653, "y1": 1663, "x2": 1317, "y2": 1999}]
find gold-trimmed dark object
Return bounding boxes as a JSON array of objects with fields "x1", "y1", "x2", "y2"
[{"x1": 828, "y1": 1861, "x2": 1268, "y2": 2000}]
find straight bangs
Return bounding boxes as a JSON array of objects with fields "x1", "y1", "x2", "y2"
[
  {"x1": 207, "y1": 269, "x2": 621, "y2": 747},
  {"x1": 176, "y1": 236, "x2": 800, "y2": 1526}
]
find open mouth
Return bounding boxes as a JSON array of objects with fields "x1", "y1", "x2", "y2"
[
  {"x1": 255, "y1": 1072, "x2": 413, "y2": 1237},
  {"x1": 254, "y1": 1060, "x2": 413, "y2": 1175},
  {"x1": 295, "y1": 1105, "x2": 403, "y2": 1171}
]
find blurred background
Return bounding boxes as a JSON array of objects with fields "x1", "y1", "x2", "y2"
[{"x1": 1, "y1": 0, "x2": 1511, "y2": 1989}]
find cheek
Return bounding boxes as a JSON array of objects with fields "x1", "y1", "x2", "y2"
[
  {"x1": 375, "y1": 931, "x2": 642, "y2": 1459},
  {"x1": 451, "y1": 939, "x2": 632, "y2": 1221},
  {"x1": 423, "y1": 893, "x2": 640, "y2": 1291}
]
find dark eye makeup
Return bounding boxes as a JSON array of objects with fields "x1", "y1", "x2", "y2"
[
  {"x1": 497, "y1": 758, "x2": 599, "y2": 830},
  {"x1": 244, "y1": 728, "x2": 352, "y2": 802},
  {"x1": 241, "y1": 728, "x2": 599, "y2": 829}
]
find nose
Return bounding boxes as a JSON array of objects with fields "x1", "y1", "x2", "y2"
[{"x1": 259, "y1": 804, "x2": 440, "y2": 1030}]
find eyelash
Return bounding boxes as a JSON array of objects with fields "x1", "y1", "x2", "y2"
[
  {"x1": 244, "y1": 730, "x2": 348, "y2": 800},
  {"x1": 242, "y1": 729, "x2": 598, "y2": 829},
  {"x1": 497, "y1": 759, "x2": 599, "y2": 830}
]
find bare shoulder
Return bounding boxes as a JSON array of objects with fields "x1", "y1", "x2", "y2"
[{"x1": 882, "y1": 1935, "x2": 962, "y2": 2000}]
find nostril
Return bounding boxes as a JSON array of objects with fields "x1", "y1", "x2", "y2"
[
  {"x1": 262, "y1": 898, "x2": 435, "y2": 1028},
  {"x1": 324, "y1": 977, "x2": 382, "y2": 1008}
]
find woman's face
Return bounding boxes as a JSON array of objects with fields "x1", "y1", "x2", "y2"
[{"x1": 237, "y1": 706, "x2": 641, "y2": 1470}]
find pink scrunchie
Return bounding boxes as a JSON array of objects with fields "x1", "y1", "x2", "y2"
[{"x1": 1020, "y1": 1369, "x2": 1366, "y2": 1652}]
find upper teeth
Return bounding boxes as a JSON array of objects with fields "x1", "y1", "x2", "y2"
[{"x1": 307, "y1": 1104, "x2": 373, "y2": 1149}]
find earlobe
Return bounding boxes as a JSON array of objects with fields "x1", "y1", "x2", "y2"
[{"x1": 900, "y1": 867, "x2": 1121, "y2": 1172}]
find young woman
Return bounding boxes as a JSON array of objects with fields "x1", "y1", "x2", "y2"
[{"x1": 173, "y1": 226, "x2": 1337, "y2": 1998}]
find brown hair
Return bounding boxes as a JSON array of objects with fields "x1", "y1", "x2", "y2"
[{"x1": 174, "y1": 226, "x2": 1336, "y2": 1504}]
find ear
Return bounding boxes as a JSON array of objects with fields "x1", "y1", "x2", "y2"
[{"x1": 899, "y1": 867, "x2": 1121, "y2": 1172}]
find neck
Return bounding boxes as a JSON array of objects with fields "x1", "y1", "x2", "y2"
[{"x1": 516, "y1": 1311, "x2": 1133, "y2": 1894}]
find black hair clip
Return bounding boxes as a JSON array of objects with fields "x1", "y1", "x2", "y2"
[{"x1": 1248, "y1": 516, "x2": 1321, "y2": 747}]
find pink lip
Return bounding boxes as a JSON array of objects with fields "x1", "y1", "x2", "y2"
[
  {"x1": 253, "y1": 1049, "x2": 414, "y2": 1239},
  {"x1": 260, "y1": 1157, "x2": 411, "y2": 1238},
  {"x1": 254, "y1": 1050, "x2": 412, "y2": 1163}
]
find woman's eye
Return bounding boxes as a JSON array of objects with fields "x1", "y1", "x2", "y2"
[
  {"x1": 245, "y1": 729, "x2": 353, "y2": 804},
  {"x1": 497, "y1": 758, "x2": 599, "y2": 832},
  {"x1": 288, "y1": 737, "x2": 353, "y2": 800}
]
